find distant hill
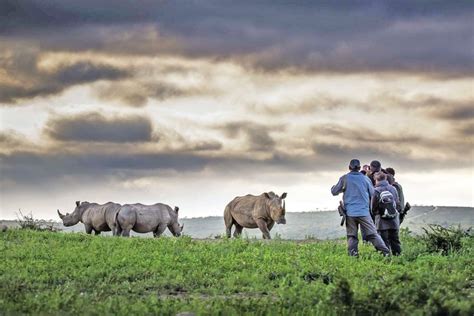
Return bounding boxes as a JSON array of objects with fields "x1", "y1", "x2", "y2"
[{"x1": 2, "y1": 206, "x2": 472, "y2": 239}]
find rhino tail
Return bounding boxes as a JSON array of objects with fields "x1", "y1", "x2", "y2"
[
  {"x1": 225, "y1": 203, "x2": 234, "y2": 224},
  {"x1": 114, "y1": 210, "x2": 121, "y2": 235},
  {"x1": 224, "y1": 204, "x2": 234, "y2": 238}
]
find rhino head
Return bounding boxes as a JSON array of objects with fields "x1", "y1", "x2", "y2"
[
  {"x1": 168, "y1": 206, "x2": 184, "y2": 237},
  {"x1": 264, "y1": 192, "x2": 287, "y2": 224},
  {"x1": 57, "y1": 200, "x2": 83, "y2": 226}
]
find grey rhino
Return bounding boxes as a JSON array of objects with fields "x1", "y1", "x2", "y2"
[
  {"x1": 224, "y1": 191, "x2": 287, "y2": 239},
  {"x1": 57, "y1": 201, "x2": 121, "y2": 235},
  {"x1": 115, "y1": 203, "x2": 184, "y2": 237}
]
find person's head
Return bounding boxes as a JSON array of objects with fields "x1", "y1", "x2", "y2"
[
  {"x1": 375, "y1": 172, "x2": 387, "y2": 183},
  {"x1": 386, "y1": 167, "x2": 395, "y2": 176},
  {"x1": 370, "y1": 160, "x2": 381, "y2": 173},
  {"x1": 349, "y1": 159, "x2": 361, "y2": 172}
]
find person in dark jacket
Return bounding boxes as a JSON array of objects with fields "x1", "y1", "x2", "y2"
[
  {"x1": 332, "y1": 159, "x2": 390, "y2": 257},
  {"x1": 367, "y1": 160, "x2": 381, "y2": 186},
  {"x1": 386, "y1": 167, "x2": 409, "y2": 224},
  {"x1": 371, "y1": 172, "x2": 402, "y2": 255}
]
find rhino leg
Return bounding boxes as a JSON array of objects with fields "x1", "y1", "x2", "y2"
[
  {"x1": 267, "y1": 221, "x2": 275, "y2": 232},
  {"x1": 115, "y1": 223, "x2": 122, "y2": 236},
  {"x1": 153, "y1": 223, "x2": 167, "y2": 238},
  {"x1": 84, "y1": 224, "x2": 93, "y2": 235},
  {"x1": 94, "y1": 229, "x2": 101, "y2": 235},
  {"x1": 233, "y1": 224, "x2": 243, "y2": 238},
  {"x1": 121, "y1": 228, "x2": 131, "y2": 237},
  {"x1": 226, "y1": 225, "x2": 233, "y2": 238},
  {"x1": 255, "y1": 218, "x2": 271, "y2": 239}
]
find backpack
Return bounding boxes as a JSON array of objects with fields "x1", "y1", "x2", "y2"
[{"x1": 377, "y1": 190, "x2": 398, "y2": 219}]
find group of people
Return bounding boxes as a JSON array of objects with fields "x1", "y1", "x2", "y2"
[{"x1": 331, "y1": 159, "x2": 410, "y2": 257}]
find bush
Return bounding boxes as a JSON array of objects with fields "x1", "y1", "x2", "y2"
[
  {"x1": 17, "y1": 210, "x2": 58, "y2": 232},
  {"x1": 421, "y1": 225, "x2": 472, "y2": 255}
]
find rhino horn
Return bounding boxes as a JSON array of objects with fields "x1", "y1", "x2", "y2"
[
  {"x1": 57, "y1": 209, "x2": 64, "y2": 219},
  {"x1": 180, "y1": 223, "x2": 184, "y2": 231},
  {"x1": 283, "y1": 200, "x2": 286, "y2": 210}
]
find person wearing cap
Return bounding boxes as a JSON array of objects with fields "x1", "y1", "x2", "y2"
[
  {"x1": 367, "y1": 160, "x2": 382, "y2": 186},
  {"x1": 386, "y1": 167, "x2": 409, "y2": 224},
  {"x1": 331, "y1": 159, "x2": 390, "y2": 256},
  {"x1": 367, "y1": 160, "x2": 394, "y2": 186}
]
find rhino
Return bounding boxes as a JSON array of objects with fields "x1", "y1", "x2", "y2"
[
  {"x1": 115, "y1": 203, "x2": 184, "y2": 237},
  {"x1": 57, "y1": 201, "x2": 121, "y2": 235},
  {"x1": 224, "y1": 191, "x2": 287, "y2": 239}
]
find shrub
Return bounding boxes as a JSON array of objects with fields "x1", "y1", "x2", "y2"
[
  {"x1": 16, "y1": 210, "x2": 58, "y2": 232},
  {"x1": 421, "y1": 225, "x2": 472, "y2": 255}
]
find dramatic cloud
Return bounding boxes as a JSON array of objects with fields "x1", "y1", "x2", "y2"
[
  {"x1": 44, "y1": 112, "x2": 154, "y2": 143},
  {"x1": 217, "y1": 121, "x2": 283, "y2": 151},
  {"x1": 0, "y1": 48, "x2": 131, "y2": 104},
  {"x1": 1, "y1": 1, "x2": 472, "y2": 77},
  {"x1": 95, "y1": 80, "x2": 194, "y2": 107},
  {"x1": 428, "y1": 104, "x2": 474, "y2": 121}
]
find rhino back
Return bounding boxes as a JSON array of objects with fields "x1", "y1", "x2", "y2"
[
  {"x1": 82, "y1": 203, "x2": 117, "y2": 231},
  {"x1": 127, "y1": 203, "x2": 172, "y2": 232},
  {"x1": 228, "y1": 194, "x2": 269, "y2": 228}
]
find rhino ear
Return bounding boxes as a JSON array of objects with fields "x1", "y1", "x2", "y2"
[
  {"x1": 264, "y1": 192, "x2": 271, "y2": 199},
  {"x1": 75, "y1": 201, "x2": 80, "y2": 207},
  {"x1": 281, "y1": 192, "x2": 287, "y2": 199}
]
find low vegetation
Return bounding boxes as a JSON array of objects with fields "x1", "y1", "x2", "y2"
[
  {"x1": 1, "y1": 229, "x2": 473, "y2": 315},
  {"x1": 16, "y1": 210, "x2": 58, "y2": 232},
  {"x1": 421, "y1": 224, "x2": 472, "y2": 255}
]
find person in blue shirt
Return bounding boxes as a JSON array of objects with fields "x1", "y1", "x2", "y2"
[{"x1": 331, "y1": 159, "x2": 390, "y2": 256}]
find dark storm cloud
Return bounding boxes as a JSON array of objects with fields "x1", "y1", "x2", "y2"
[
  {"x1": 428, "y1": 104, "x2": 474, "y2": 121},
  {"x1": 95, "y1": 81, "x2": 192, "y2": 107},
  {"x1": 217, "y1": 121, "x2": 282, "y2": 151},
  {"x1": 312, "y1": 141, "x2": 409, "y2": 163},
  {"x1": 1, "y1": 1, "x2": 472, "y2": 76},
  {"x1": 248, "y1": 95, "x2": 348, "y2": 116},
  {"x1": 310, "y1": 123, "x2": 473, "y2": 170},
  {"x1": 0, "y1": 151, "x2": 210, "y2": 187},
  {"x1": 0, "y1": 50, "x2": 131, "y2": 104},
  {"x1": 312, "y1": 124, "x2": 421, "y2": 144},
  {"x1": 380, "y1": 94, "x2": 474, "y2": 122},
  {"x1": 44, "y1": 112, "x2": 154, "y2": 143}
]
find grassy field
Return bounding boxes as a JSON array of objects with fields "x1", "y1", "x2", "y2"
[{"x1": 1, "y1": 230, "x2": 473, "y2": 315}]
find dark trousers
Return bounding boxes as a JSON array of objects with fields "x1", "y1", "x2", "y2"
[
  {"x1": 346, "y1": 216, "x2": 390, "y2": 256},
  {"x1": 378, "y1": 229, "x2": 401, "y2": 255}
]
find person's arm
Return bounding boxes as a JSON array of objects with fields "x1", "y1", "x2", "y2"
[{"x1": 331, "y1": 175, "x2": 346, "y2": 196}]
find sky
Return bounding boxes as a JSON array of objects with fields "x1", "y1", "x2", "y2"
[{"x1": 1, "y1": 1, "x2": 473, "y2": 220}]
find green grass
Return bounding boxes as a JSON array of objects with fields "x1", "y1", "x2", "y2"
[{"x1": 1, "y1": 230, "x2": 473, "y2": 315}]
